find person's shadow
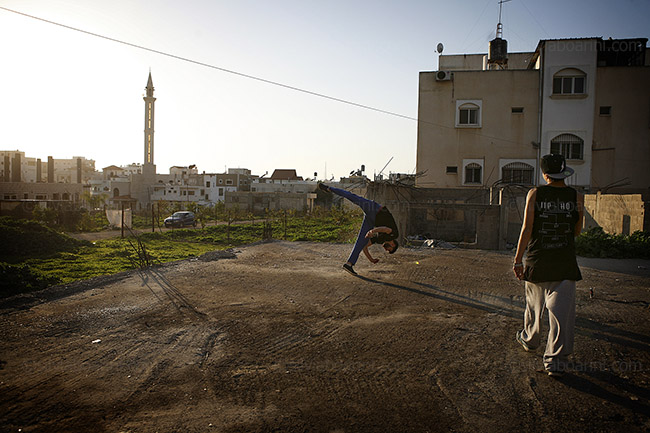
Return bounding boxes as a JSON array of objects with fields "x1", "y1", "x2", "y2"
[
  {"x1": 558, "y1": 370, "x2": 650, "y2": 416},
  {"x1": 355, "y1": 274, "x2": 650, "y2": 416}
]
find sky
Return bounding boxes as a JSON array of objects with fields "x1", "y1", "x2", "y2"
[{"x1": 1, "y1": 0, "x2": 648, "y2": 181}]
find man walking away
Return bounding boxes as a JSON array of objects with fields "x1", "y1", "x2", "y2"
[{"x1": 513, "y1": 154, "x2": 583, "y2": 377}]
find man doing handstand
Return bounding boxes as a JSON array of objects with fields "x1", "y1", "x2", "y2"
[{"x1": 318, "y1": 183, "x2": 398, "y2": 275}]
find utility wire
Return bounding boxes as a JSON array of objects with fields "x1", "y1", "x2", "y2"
[
  {"x1": 459, "y1": 0, "x2": 493, "y2": 53},
  {"x1": 519, "y1": 0, "x2": 550, "y2": 38},
  {"x1": 0, "y1": 6, "x2": 417, "y2": 122},
  {"x1": 0, "y1": 5, "x2": 526, "y2": 146}
]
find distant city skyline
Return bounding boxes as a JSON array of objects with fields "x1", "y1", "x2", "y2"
[{"x1": 1, "y1": 0, "x2": 648, "y2": 180}]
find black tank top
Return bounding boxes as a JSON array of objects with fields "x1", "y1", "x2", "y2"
[
  {"x1": 523, "y1": 185, "x2": 582, "y2": 283},
  {"x1": 371, "y1": 207, "x2": 399, "y2": 244}
]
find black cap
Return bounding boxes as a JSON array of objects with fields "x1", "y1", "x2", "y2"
[{"x1": 541, "y1": 154, "x2": 574, "y2": 180}]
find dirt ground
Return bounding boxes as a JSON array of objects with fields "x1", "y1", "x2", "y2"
[{"x1": 1, "y1": 241, "x2": 649, "y2": 433}]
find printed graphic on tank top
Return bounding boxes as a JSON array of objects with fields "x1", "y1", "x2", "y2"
[{"x1": 537, "y1": 197, "x2": 576, "y2": 250}]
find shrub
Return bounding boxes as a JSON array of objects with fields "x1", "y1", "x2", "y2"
[
  {"x1": 576, "y1": 227, "x2": 650, "y2": 259},
  {"x1": 0, "y1": 217, "x2": 88, "y2": 262},
  {"x1": 0, "y1": 262, "x2": 62, "y2": 298}
]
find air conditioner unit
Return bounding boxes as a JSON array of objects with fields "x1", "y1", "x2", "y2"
[{"x1": 435, "y1": 70, "x2": 452, "y2": 81}]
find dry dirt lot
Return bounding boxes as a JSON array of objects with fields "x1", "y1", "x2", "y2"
[{"x1": 1, "y1": 241, "x2": 649, "y2": 433}]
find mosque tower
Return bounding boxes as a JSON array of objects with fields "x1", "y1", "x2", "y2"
[{"x1": 143, "y1": 71, "x2": 156, "y2": 175}]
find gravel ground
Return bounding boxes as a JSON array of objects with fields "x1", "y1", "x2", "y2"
[{"x1": 1, "y1": 241, "x2": 649, "y2": 432}]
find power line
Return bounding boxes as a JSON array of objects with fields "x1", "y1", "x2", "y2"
[
  {"x1": 0, "y1": 6, "x2": 526, "y2": 147},
  {"x1": 518, "y1": 0, "x2": 550, "y2": 38},
  {"x1": 459, "y1": 0, "x2": 493, "y2": 53},
  {"x1": 0, "y1": 6, "x2": 417, "y2": 122}
]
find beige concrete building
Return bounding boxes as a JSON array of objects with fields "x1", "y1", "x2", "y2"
[
  {"x1": 592, "y1": 65, "x2": 650, "y2": 194},
  {"x1": 417, "y1": 37, "x2": 650, "y2": 196},
  {"x1": 417, "y1": 68, "x2": 539, "y2": 188},
  {"x1": 1, "y1": 150, "x2": 95, "y2": 184}
]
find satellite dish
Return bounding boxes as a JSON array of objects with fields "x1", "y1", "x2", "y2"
[{"x1": 436, "y1": 43, "x2": 444, "y2": 54}]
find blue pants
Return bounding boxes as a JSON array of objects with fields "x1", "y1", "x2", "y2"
[{"x1": 329, "y1": 186, "x2": 382, "y2": 265}]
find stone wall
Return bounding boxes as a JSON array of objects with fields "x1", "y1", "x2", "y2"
[{"x1": 584, "y1": 192, "x2": 647, "y2": 235}]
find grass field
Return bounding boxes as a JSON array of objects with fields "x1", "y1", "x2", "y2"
[{"x1": 0, "y1": 212, "x2": 362, "y2": 296}]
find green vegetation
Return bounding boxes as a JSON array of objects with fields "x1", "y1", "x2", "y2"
[
  {"x1": 0, "y1": 208, "x2": 361, "y2": 298},
  {"x1": 0, "y1": 263, "x2": 63, "y2": 298},
  {"x1": 32, "y1": 206, "x2": 110, "y2": 232},
  {"x1": 0, "y1": 217, "x2": 89, "y2": 262},
  {"x1": 576, "y1": 227, "x2": 650, "y2": 259}
]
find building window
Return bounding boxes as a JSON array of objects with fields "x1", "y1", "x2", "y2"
[
  {"x1": 459, "y1": 105, "x2": 479, "y2": 125},
  {"x1": 219, "y1": 179, "x2": 223, "y2": 184},
  {"x1": 206, "y1": 181, "x2": 211, "y2": 187},
  {"x1": 459, "y1": 104, "x2": 479, "y2": 125},
  {"x1": 511, "y1": 107, "x2": 524, "y2": 114},
  {"x1": 456, "y1": 100, "x2": 482, "y2": 128},
  {"x1": 502, "y1": 162, "x2": 534, "y2": 184},
  {"x1": 446, "y1": 166, "x2": 458, "y2": 174},
  {"x1": 552, "y1": 69, "x2": 586, "y2": 95},
  {"x1": 599, "y1": 106, "x2": 612, "y2": 116},
  {"x1": 464, "y1": 163, "x2": 482, "y2": 184},
  {"x1": 551, "y1": 133, "x2": 584, "y2": 160},
  {"x1": 226, "y1": 179, "x2": 233, "y2": 185},
  {"x1": 219, "y1": 188, "x2": 224, "y2": 196}
]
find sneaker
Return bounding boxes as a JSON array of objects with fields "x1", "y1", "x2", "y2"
[
  {"x1": 546, "y1": 369, "x2": 564, "y2": 378},
  {"x1": 343, "y1": 263, "x2": 357, "y2": 275},
  {"x1": 516, "y1": 330, "x2": 533, "y2": 352},
  {"x1": 317, "y1": 182, "x2": 330, "y2": 193}
]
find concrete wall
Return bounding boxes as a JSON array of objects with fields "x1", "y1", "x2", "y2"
[
  {"x1": 368, "y1": 184, "x2": 526, "y2": 250},
  {"x1": 539, "y1": 39, "x2": 598, "y2": 188},
  {"x1": 225, "y1": 191, "x2": 313, "y2": 215},
  {"x1": 0, "y1": 182, "x2": 83, "y2": 201},
  {"x1": 439, "y1": 52, "x2": 535, "y2": 71},
  {"x1": 416, "y1": 69, "x2": 539, "y2": 188},
  {"x1": 584, "y1": 192, "x2": 647, "y2": 235},
  {"x1": 592, "y1": 66, "x2": 650, "y2": 195}
]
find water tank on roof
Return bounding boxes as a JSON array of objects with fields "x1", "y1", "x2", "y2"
[{"x1": 488, "y1": 37, "x2": 508, "y2": 65}]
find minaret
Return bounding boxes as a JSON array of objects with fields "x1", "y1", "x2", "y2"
[{"x1": 143, "y1": 72, "x2": 156, "y2": 167}]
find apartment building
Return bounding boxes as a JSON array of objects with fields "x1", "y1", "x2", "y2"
[
  {"x1": 0, "y1": 150, "x2": 95, "y2": 184},
  {"x1": 416, "y1": 37, "x2": 650, "y2": 195}
]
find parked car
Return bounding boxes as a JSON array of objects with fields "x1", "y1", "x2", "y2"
[{"x1": 164, "y1": 211, "x2": 197, "y2": 228}]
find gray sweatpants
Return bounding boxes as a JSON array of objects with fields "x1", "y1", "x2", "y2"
[{"x1": 520, "y1": 280, "x2": 576, "y2": 371}]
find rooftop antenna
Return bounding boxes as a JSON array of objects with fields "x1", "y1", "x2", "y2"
[
  {"x1": 488, "y1": 0, "x2": 510, "y2": 70},
  {"x1": 378, "y1": 156, "x2": 394, "y2": 177},
  {"x1": 496, "y1": 0, "x2": 512, "y2": 39}
]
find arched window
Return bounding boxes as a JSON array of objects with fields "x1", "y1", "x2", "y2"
[
  {"x1": 552, "y1": 68, "x2": 586, "y2": 95},
  {"x1": 551, "y1": 133, "x2": 584, "y2": 160},
  {"x1": 464, "y1": 163, "x2": 482, "y2": 184},
  {"x1": 458, "y1": 103, "x2": 480, "y2": 125},
  {"x1": 502, "y1": 162, "x2": 534, "y2": 184},
  {"x1": 113, "y1": 188, "x2": 120, "y2": 198}
]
